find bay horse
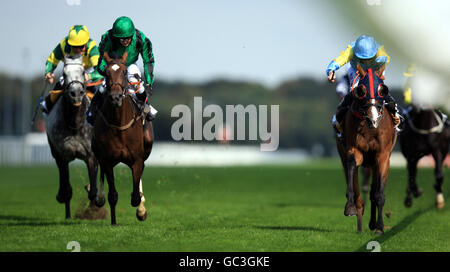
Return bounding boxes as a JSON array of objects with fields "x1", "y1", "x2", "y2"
[
  {"x1": 336, "y1": 66, "x2": 397, "y2": 234},
  {"x1": 399, "y1": 104, "x2": 450, "y2": 209},
  {"x1": 45, "y1": 55, "x2": 99, "y2": 219},
  {"x1": 91, "y1": 52, "x2": 153, "y2": 225}
]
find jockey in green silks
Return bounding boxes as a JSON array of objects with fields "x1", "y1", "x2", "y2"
[
  {"x1": 87, "y1": 16, "x2": 156, "y2": 125},
  {"x1": 41, "y1": 25, "x2": 103, "y2": 114},
  {"x1": 326, "y1": 35, "x2": 402, "y2": 136}
]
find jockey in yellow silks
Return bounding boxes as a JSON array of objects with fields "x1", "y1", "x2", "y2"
[{"x1": 41, "y1": 25, "x2": 103, "y2": 114}]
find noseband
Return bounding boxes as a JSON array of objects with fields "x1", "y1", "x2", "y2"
[{"x1": 352, "y1": 100, "x2": 385, "y2": 121}]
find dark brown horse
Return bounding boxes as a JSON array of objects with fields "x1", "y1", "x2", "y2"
[
  {"x1": 91, "y1": 52, "x2": 154, "y2": 225},
  {"x1": 336, "y1": 67, "x2": 397, "y2": 234},
  {"x1": 399, "y1": 104, "x2": 450, "y2": 209}
]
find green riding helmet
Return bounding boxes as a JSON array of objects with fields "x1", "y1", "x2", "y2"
[{"x1": 112, "y1": 16, "x2": 135, "y2": 38}]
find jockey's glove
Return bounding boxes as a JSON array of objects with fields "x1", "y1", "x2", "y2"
[{"x1": 326, "y1": 60, "x2": 340, "y2": 76}]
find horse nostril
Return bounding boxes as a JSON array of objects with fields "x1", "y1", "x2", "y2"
[
  {"x1": 80, "y1": 90, "x2": 85, "y2": 96},
  {"x1": 70, "y1": 91, "x2": 76, "y2": 97}
]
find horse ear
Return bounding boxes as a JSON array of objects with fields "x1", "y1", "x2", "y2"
[
  {"x1": 121, "y1": 51, "x2": 128, "y2": 64},
  {"x1": 356, "y1": 63, "x2": 365, "y2": 77},
  {"x1": 104, "y1": 52, "x2": 112, "y2": 63}
]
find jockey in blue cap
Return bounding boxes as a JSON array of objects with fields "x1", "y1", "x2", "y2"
[{"x1": 326, "y1": 35, "x2": 402, "y2": 135}]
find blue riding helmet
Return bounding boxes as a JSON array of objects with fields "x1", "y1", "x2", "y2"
[{"x1": 353, "y1": 35, "x2": 379, "y2": 59}]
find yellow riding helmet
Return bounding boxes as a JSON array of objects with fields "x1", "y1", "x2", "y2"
[{"x1": 68, "y1": 25, "x2": 90, "y2": 46}]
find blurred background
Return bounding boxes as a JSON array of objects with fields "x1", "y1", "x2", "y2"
[{"x1": 0, "y1": 0, "x2": 449, "y2": 166}]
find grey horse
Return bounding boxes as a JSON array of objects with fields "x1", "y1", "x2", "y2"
[{"x1": 45, "y1": 55, "x2": 102, "y2": 219}]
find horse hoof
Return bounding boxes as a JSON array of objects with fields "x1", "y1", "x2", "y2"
[
  {"x1": 404, "y1": 197, "x2": 412, "y2": 208},
  {"x1": 369, "y1": 221, "x2": 377, "y2": 231},
  {"x1": 136, "y1": 210, "x2": 148, "y2": 221},
  {"x1": 344, "y1": 203, "x2": 357, "y2": 216},
  {"x1": 375, "y1": 229, "x2": 384, "y2": 235},
  {"x1": 436, "y1": 193, "x2": 445, "y2": 210},
  {"x1": 131, "y1": 198, "x2": 141, "y2": 207},
  {"x1": 95, "y1": 197, "x2": 106, "y2": 208},
  {"x1": 413, "y1": 188, "x2": 424, "y2": 198},
  {"x1": 56, "y1": 194, "x2": 65, "y2": 204}
]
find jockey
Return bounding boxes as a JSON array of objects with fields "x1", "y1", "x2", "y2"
[
  {"x1": 41, "y1": 25, "x2": 103, "y2": 114},
  {"x1": 87, "y1": 16, "x2": 156, "y2": 125},
  {"x1": 326, "y1": 35, "x2": 402, "y2": 135},
  {"x1": 335, "y1": 68, "x2": 350, "y2": 101}
]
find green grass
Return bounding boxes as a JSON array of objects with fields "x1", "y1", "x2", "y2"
[{"x1": 0, "y1": 162, "x2": 449, "y2": 252}]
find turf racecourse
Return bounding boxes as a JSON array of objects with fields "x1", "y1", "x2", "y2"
[{"x1": 0, "y1": 161, "x2": 449, "y2": 252}]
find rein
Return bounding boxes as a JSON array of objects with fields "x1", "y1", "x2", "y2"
[
  {"x1": 101, "y1": 72, "x2": 143, "y2": 131},
  {"x1": 98, "y1": 106, "x2": 143, "y2": 131}
]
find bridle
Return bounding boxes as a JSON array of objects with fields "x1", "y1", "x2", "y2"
[
  {"x1": 106, "y1": 62, "x2": 128, "y2": 98},
  {"x1": 351, "y1": 68, "x2": 386, "y2": 123},
  {"x1": 100, "y1": 62, "x2": 144, "y2": 131},
  {"x1": 63, "y1": 62, "x2": 86, "y2": 90}
]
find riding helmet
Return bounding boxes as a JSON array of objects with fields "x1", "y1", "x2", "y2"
[
  {"x1": 68, "y1": 25, "x2": 90, "y2": 46},
  {"x1": 112, "y1": 16, "x2": 136, "y2": 38},
  {"x1": 354, "y1": 35, "x2": 379, "y2": 59}
]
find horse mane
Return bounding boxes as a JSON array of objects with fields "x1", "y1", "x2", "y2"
[{"x1": 64, "y1": 54, "x2": 83, "y2": 65}]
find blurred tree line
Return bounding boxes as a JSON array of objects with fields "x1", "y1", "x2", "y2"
[{"x1": 0, "y1": 73, "x2": 404, "y2": 156}]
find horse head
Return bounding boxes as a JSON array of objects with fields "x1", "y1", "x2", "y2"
[
  {"x1": 103, "y1": 52, "x2": 128, "y2": 107},
  {"x1": 63, "y1": 54, "x2": 86, "y2": 107},
  {"x1": 352, "y1": 66, "x2": 389, "y2": 129}
]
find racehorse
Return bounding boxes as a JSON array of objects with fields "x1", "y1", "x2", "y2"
[
  {"x1": 91, "y1": 52, "x2": 153, "y2": 225},
  {"x1": 399, "y1": 104, "x2": 450, "y2": 209},
  {"x1": 336, "y1": 66, "x2": 397, "y2": 234},
  {"x1": 45, "y1": 54, "x2": 99, "y2": 219}
]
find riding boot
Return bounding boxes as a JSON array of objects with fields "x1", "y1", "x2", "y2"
[
  {"x1": 384, "y1": 94, "x2": 404, "y2": 131},
  {"x1": 40, "y1": 95, "x2": 53, "y2": 115},
  {"x1": 333, "y1": 93, "x2": 353, "y2": 135},
  {"x1": 86, "y1": 91, "x2": 104, "y2": 126},
  {"x1": 136, "y1": 91, "x2": 154, "y2": 122}
]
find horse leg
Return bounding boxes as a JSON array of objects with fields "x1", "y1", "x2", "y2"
[
  {"x1": 432, "y1": 150, "x2": 445, "y2": 210},
  {"x1": 86, "y1": 155, "x2": 98, "y2": 204},
  {"x1": 55, "y1": 159, "x2": 72, "y2": 219},
  {"x1": 405, "y1": 157, "x2": 422, "y2": 207},
  {"x1": 374, "y1": 153, "x2": 390, "y2": 235},
  {"x1": 361, "y1": 167, "x2": 371, "y2": 205},
  {"x1": 104, "y1": 164, "x2": 118, "y2": 225},
  {"x1": 95, "y1": 166, "x2": 106, "y2": 207},
  {"x1": 353, "y1": 170, "x2": 364, "y2": 232},
  {"x1": 369, "y1": 166, "x2": 379, "y2": 231},
  {"x1": 344, "y1": 154, "x2": 358, "y2": 216},
  {"x1": 131, "y1": 161, "x2": 147, "y2": 221}
]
